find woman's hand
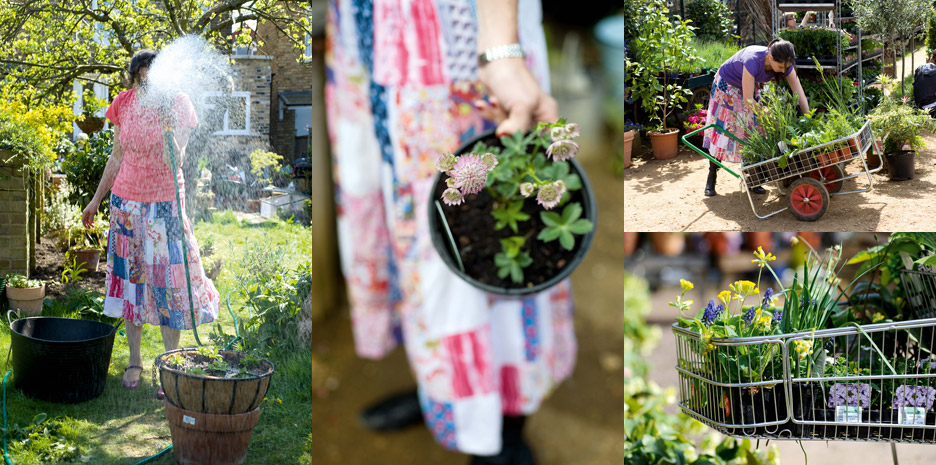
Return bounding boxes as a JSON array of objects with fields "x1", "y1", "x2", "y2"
[
  {"x1": 81, "y1": 201, "x2": 99, "y2": 229},
  {"x1": 474, "y1": 57, "x2": 558, "y2": 136}
]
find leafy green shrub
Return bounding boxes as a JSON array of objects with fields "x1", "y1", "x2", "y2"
[
  {"x1": 684, "y1": 0, "x2": 734, "y2": 41},
  {"x1": 0, "y1": 113, "x2": 54, "y2": 171},
  {"x1": 870, "y1": 75, "x2": 936, "y2": 152},
  {"x1": 62, "y1": 129, "x2": 111, "y2": 215},
  {"x1": 6, "y1": 415, "x2": 84, "y2": 464},
  {"x1": 677, "y1": 39, "x2": 740, "y2": 73},
  {"x1": 42, "y1": 180, "x2": 80, "y2": 238},
  {"x1": 928, "y1": 11, "x2": 936, "y2": 52},
  {"x1": 778, "y1": 27, "x2": 850, "y2": 58}
]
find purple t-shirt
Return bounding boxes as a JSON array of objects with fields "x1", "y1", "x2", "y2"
[{"x1": 718, "y1": 46, "x2": 793, "y2": 89}]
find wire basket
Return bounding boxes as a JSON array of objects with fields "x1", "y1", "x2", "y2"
[
  {"x1": 674, "y1": 310, "x2": 936, "y2": 442},
  {"x1": 902, "y1": 269, "x2": 936, "y2": 320},
  {"x1": 740, "y1": 120, "x2": 874, "y2": 189}
]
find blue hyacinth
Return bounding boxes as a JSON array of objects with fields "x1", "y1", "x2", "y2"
[
  {"x1": 702, "y1": 299, "x2": 723, "y2": 326},
  {"x1": 761, "y1": 288, "x2": 774, "y2": 309},
  {"x1": 772, "y1": 310, "x2": 782, "y2": 323},
  {"x1": 743, "y1": 306, "x2": 757, "y2": 325}
]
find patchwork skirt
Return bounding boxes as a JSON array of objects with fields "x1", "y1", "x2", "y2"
[
  {"x1": 102, "y1": 193, "x2": 219, "y2": 330},
  {"x1": 702, "y1": 72, "x2": 759, "y2": 163}
]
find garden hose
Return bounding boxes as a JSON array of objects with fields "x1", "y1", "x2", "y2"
[
  {"x1": 164, "y1": 130, "x2": 203, "y2": 348},
  {"x1": 3, "y1": 370, "x2": 12, "y2": 465}
]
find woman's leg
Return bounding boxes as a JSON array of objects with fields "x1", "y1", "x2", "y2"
[
  {"x1": 123, "y1": 322, "x2": 143, "y2": 385},
  {"x1": 160, "y1": 325, "x2": 181, "y2": 352}
]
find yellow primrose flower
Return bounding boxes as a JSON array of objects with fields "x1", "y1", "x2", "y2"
[
  {"x1": 680, "y1": 279, "x2": 694, "y2": 293},
  {"x1": 718, "y1": 290, "x2": 731, "y2": 307},
  {"x1": 730, "y1": 280, "x2": 757, "y2": 298},
  {"x1": 872, "y1": 313, "x2": 885, "y2": 323},
  {"x1": 793, "y1": 340, "x2": 813, "y2": 360},
  {"x1": 751, "y1": 246, "x2": 777, "y2": 268}
]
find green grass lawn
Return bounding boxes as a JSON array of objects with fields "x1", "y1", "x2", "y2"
[{"x1": 0, "y1": 211, "x2": 324, "y2": 464}]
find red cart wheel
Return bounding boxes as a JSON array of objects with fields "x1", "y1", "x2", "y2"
[
  {"x1": 808, "y1": 164, "x2": 845, "y2": 193},
  {"x1": 788, "y1": 177, "x2": 829, "y2": 221}
]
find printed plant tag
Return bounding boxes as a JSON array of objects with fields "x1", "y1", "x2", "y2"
[
  {"x1": 835, "y1": 406, "x2": 861, "y2": 423},
  {"x1": 183, "y1": 415, "x2": 196, "y2": 426},
  {"x1": 899, "y1": 407, "x2": 927, "y2": 426}
]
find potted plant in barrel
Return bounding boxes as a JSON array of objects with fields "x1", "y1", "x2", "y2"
[
  {"x1": 429, "y1": 120, "x2": 596, "y2": 296},
  {"x1": 4, "y1": 273, "x2": 45, "y2": 316},
  {"x1": 869, "y1": 76, "x2": 936, "y2": 181},
  {"x1": 155, "y1": 345, "x2": 275, "y2": 465},
  {"x1": 627, "y1": 0, "x2": 698, "y2": 160}
]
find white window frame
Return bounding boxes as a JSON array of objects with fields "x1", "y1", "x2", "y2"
[{"x1": 201, "y1": 91, "x2": 251, "y2": 136}]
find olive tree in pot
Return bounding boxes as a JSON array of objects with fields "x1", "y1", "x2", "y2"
[
  {"x1": 627, "y1": 0, "x2": 698, "y2": 160},
  {"x1": 848, "y1": 0, "x2": 934, "y2": 84},
  {"x1": 869, "y1": 76, "x2": 936, "y2": 181},
  {"x1": 428, "y1": 121, "x2": 596, "y2": 296},
  {"x1": 155, "y1": 346, "x2": 275, "y2": 465}
]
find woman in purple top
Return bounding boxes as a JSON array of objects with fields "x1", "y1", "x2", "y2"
[{"x1": 702, "y1": 38, "x2": 810, "y2": 196}]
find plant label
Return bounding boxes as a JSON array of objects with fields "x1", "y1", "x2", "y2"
[
  {"x1": 183, "y1": 415, "x2": 196, "y2": 426},
  {"x1": 835, "y1": 406, "x2": 861, "y2": 424},
  {"x1": 898, "y1": 407, "x2": 927, "y2": 426}
]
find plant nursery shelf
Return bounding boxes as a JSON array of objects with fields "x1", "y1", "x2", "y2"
[{"x1": 777, "y1": 3, "x2": 835, "y2": 12}]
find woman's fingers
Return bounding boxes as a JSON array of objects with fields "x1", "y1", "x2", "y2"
[{"x1": 474, "y1": 98, "x2": 508, "y2": 125}]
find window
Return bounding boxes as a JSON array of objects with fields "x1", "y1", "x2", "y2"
[{"x1": 201, "y1": 92, "x2": 251, "y2": 136}]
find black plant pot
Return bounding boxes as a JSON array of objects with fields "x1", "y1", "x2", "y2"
[
  {"x1": 428, "y1": 130, "x2": 597, "y2": 297},
  {"x1": 717, "y1": 385, "x2": 788, "y2": 436},
  {"x1": 886, "y1": 150, "x2": 915, "y2": 181}
]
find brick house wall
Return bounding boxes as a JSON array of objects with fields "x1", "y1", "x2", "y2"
[{"x1": 0, "y1": 151, "x2": 37, "y2": 277}]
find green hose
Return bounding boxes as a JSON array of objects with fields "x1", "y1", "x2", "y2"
[
  {"x1": 165, "y1": 130, "x2": 203, "y2": 348},
  {"x1": 3, "y1": 370, "x2": 12, "y2": 465}
]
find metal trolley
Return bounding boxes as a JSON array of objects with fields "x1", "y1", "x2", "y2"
[
  {"x1": 682, "y1": 119, "x2": 884, "y2": 221},
  {"x1": 673, "y1": 270, "x2": 936, "y2": 464}
]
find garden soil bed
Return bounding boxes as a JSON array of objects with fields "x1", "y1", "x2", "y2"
[
  {"x1": 434, "y1": 184, "x2": 581, "y2": 291},
  {"x1": 32, "y1": 236, "x2": 106, "y2": 299}
]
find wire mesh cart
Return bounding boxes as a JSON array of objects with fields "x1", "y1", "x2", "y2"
[
  {"x1": 673, "y1": 270, "x2": 936, "y2": 464},
  {"x1": 682, "y1": 119, "x2": 884, "y2": 221}
]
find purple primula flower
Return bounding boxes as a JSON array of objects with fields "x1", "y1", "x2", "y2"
[
  {"x1": 702, "y1": 299, "x2": 723, "y2": 326},
  {"x1": 546, "y1": 140, "x2": 579, "y2": 161},
  {"x1": 827, "y1": 383, "x2": 871, "y2": 408},
  {"x1": 449, "y1": 154, "x2": 490, "y2": 195},
  {"x1": 762, "y1": 288, "x2": 774, "y2": 309},
  {"x1": 893, "y1": 385, "x2": 936, "y2": 410},
  {"x1": 436, "y1": 153, "x2": 456, "y2": 172},
  {"x1": 519, "y1": 182, "x2": 535, "y2": 197},
  {"x1": 442, "y1": 187, "x2": 464, "y2": 206},
  {"x1": 743, "y1": 306, "x2": 757, "y2": 325},
  {"x1": 536, "y1": 183, "x2": 562, "y2": 209}
]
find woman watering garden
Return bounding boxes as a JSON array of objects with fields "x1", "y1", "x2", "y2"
[
  {"x1": 80, "y1": 50, "x2": 220, "y2": 398},
  {"x1": 703, "y1": 38, "x2": 811, "y2": 196}
]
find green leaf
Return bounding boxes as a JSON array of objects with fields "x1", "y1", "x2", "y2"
[
  {"x1": 559, "y1": 230, "x2": 575, "y2": 250},
  {"x1": 541, "y1": 211, "x2": 562, "y2": 227},
  {"x1": 509, "y1": 263, "x2": 523, "y2": 283},
  {"x1": 537, "y1": 227, "x2": 562, "y2": 242},
  {"x1": 567, "y1": 218, "x2": 593, "y2": 235},
  {"x1": 561, "y1": 202, "x2": 582, "y2": 223}
]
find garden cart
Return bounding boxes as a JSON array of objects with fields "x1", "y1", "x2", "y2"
[
  {"x1": 672, "y1": 269, "x2": 936, "y2": 465},
  {"x1": 682, "y1": 120, "x2": 884, "y2": 221}
]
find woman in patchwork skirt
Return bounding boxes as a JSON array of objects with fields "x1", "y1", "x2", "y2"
[
  {"x1": 703, "y1": 38, "x2": 811, "y2": 196},
  {"x1": 81, "y1": 50, "x2": 220, "y2": 398}
]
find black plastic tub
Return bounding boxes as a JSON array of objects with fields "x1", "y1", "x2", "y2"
[{"x1": 10, "y1": 317, "x2": 121, "y2": 403}]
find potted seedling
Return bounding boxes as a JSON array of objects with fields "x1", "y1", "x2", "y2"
[
  {"x1": 4, "y1": 274, "x2": 45, "y2": 316},
  {"x1": 155, "y1": 346, "x2": 275, "y2": 465},
  {"x1": 428, "y1": 120, "x2": 596, "y2": 296},
  {"x1": 627, "y1": 0, "x2": 698, "y2": 160},
  {"x1": 64, "y1": 214, "x2": 108, "y2": 273}
]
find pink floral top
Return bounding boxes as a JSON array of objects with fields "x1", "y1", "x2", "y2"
[{"x1": 104, "y1": 88, "x2": 197, "y2": 202}]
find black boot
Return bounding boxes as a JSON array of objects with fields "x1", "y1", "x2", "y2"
[
  {"x1": 704, "y1": 161, "x2": 718, "y2": 196},
  {"x1": 358, "y1": 389, "x2": 424, "y2": 431},
  {"x1": 470, "y1": 416, "x2": 535, "y2": 465}
]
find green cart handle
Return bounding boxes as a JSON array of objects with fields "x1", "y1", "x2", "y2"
[{"x1": 681, "y1": 124, "x2": 742, "y2": 179}]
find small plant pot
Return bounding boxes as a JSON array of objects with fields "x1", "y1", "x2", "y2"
[
  {"x1": 621, "y1": 232, "x2": 639, "y2": 256},
  {"x1": 744, "y1": 232, "x2": 774, "y2": 252},
  {"x1": 618, "y1": 130, "x2": 636, "y2": 169},
  {"x1": 649, "y1": 232, "x2": 685, "y2": 257},
  {"x1": 847, "y1": 138, "x2": 860, "y2": 156},
  {"x1": 165, "y1": 401, "x2": 260, "y2": 465},
  {"x1": 718, "y1": 385, "x2": 787, "y2": 435},
  {"x1": 71, "y1": 248, "x2": 101, "y2": 273},
  {"x1": 649, "y1": 129, "x2": 679, "y2": 160},
  {"x1": 5, "y1": 284, "x2": 45, "y2": 316},
  {"x1": 885, "y1": 150, "x2": 915, "y2": 181},
  {"x1": 246, "y1": 199, "x2": 261, "y2": 212},
  {"x1": 155, "y1": 349, "x2": 275, "y2": 414},
  {"x1": 817, "y1": 151, "x2": 835, "y2": 166}
]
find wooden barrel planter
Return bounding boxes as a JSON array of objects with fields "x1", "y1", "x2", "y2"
[
  {"x1": 155, "y1": 349, "x2": 274, "y2": 414},
  {"x1": 164, "y1": 401, "x2": 261, "y2": 465}
]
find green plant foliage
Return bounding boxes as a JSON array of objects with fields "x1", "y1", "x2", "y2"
[
  {"x1": 248, "y1": 149, "x2": 284, "y2": 187},
  {"x1": 0, "y1": 113, "x2": 55, "y2": 171},
  {"x1": 5, "y1": 415, "x2": 84, "y2": 464},
  {"x1": 683, "y1": 0, "x2": 734, "y2": 41},
  {"x1": 60, "y1": 256, "x2": 88, "y2": 284},
  {"x1": 849, "y1": 0, "x2": 934, "y2": 70},
  {"x1": 42, "y1": 181, "x2": 81, "y2": 238},
  {"x1": 4, "y1": 273, "x2": 42, "y2": 289},
  {"x1": 62, "y1": 129, "x2": 112, "y2": 215},
  {"x1": 869, "y1": 76, "x2": 936, "y2": 153},
  {"x1": 928, "y1": 10, "x2": 936, "y2": 52},
  {"x1": 683, "y1": 39, "x2": 740, "y2": 73},
  {"x1": 779, "y1": 27, "x2": 850, "y2": 59}
]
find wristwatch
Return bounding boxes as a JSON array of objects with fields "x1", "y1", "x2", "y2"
[{"x1": 478, "y1": 43, "x2": 526, "y2": 66}]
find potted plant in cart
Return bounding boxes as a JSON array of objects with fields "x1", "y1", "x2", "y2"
[
  {"x1": 627, "y1": 0, "x2": 698, "y2": 160},
  {"x1": 3, "y1": 274, "x2": 45, "y2": 316},
  {"x1": 155, "y1": 346, "x2": 275, "y2": 465},
  {"x1": 428, "y1": 120, "x2": 596, "y2": 296}
]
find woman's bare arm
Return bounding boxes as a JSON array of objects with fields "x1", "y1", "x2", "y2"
[{"x1": 81, "y1": 126, "x2": 123, "y2": 228}]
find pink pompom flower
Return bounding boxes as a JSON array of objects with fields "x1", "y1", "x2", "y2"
[
  {"x1": 546, "y1": 140, "x2": 579, "y2": 161},
  {"x1": 449, "y1": 154, "x2": 490, "y2": 195},
  {"x1": 536, "y1": 183, "x2": 562, "y2": 209},
  {"x1": 520, "y1": 182, "x2": 535, "y2": 197},
  {"x1": 442, "y1": 187, "x2": 464, "y2": 206}
]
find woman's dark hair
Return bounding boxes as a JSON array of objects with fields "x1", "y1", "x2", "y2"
[
  {"x1": 767, "y1": 38, "x2": 796, "y2": 82},
  {"x1": 127, "y1": 50, "x2": 157, "y2": 87}
]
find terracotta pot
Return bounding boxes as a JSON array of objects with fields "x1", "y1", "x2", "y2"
[
  {"x1": 848, "y1": 138, "x2": 859, "y2": 156},
  {"x1": 71, "y1": 248, "x2": 101, "y2": 272},
  {"x1": 165, "y1": 401, "x2": 261, "y2": 465},
  {"x1": 649, "y1": 129, "x2": 679, "y2": 160},
  {"x1": 705, "y1": 232, "x2": 730, "y2": 256},
  {"x1": 51, "y1": 174, "x2": 66, "y2": 192},
  {"x1": 247, "y1": 199, "x2": 260, "y2": 212},
  {"x1": 649, "y1": 232, "x2": 685, "y2": 257},
  {"x1": 745, "y1": 232, "x2": 774, "y2": 252},
  {"x1": 5, "y1": 284, "x2": 45, "y2": 316},
  {"x1": 621, "y1": 232, "x2": 639, "y2": 257},
  {"x1": 817, "y1": 152, "x2": 834, "y2": 166},
  {"x1": 797, "y1": 232, "x2": 822, "y2": 250},
  {"x1": 619, "y1": 130, "x2": 636, "y2": 169}
]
